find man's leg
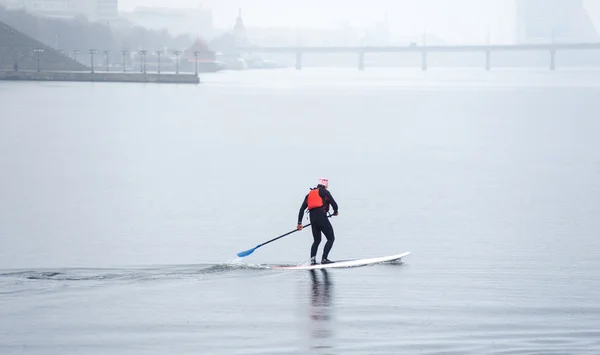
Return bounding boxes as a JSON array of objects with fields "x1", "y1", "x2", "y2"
[
  {"x1": 321, "y1": 219, "x2": 335, "y2": 262},
  {"x1": 310, "y1": 223, "x2": 322, "y2": 264}
]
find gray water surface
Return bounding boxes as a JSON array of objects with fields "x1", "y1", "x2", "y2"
[{"x1": 1, "y1": 68, "x2": 599, "y2": 354}]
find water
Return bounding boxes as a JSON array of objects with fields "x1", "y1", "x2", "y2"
[{"x1": 1, "y1": 67, "x2": 600, "y2": 354}]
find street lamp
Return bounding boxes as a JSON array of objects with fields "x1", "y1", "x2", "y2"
[
  {"x1": 89, "y1": 49, "x2": 97, "y2": 73},
  {"x1": 194, "y1": 51, "x2": 200, "y2": 76},
  {"x1": 104, "y1": 50, "x2": 110, "y2": 72},
  {"x1": 173, "y1": 50, "x2": 181, "y2": 74},
  {"x1": 33, "y1": 48, "x2": 43, "y2": 72},
  {"x1": 13, "y1": 49, "x2": 21, "y2": 71},
  {"x1": 120, "y1": 50, "x2": 128, "y2": 72},
  {"x1": 72, "y1": 49, "x2": 80, "y2": 62},
  {"x1": 155, "y1": 50, "x2": 163, "y2": 74},
  {"x1": 139, "y1": 50, "x2": 147, "y2": 73}
]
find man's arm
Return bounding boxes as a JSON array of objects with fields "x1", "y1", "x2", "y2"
[
  {"x1": 298, "y1": 195, "x2": 308, "y2": 225},
  {"x1": 323, "y1": 190, "x2": 339, "y2": 215}
]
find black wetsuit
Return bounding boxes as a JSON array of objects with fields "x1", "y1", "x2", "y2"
[{"x1": 298, "y1": 187, "x2": 339, "y2": 260}]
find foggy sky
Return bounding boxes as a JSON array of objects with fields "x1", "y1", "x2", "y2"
[{"x1": 119, "y1": 0, "x2": 600, "y2": 44}]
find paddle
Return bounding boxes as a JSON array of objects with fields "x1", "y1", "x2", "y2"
[{"x1": 236, "y1": 214, "x2": 333, "y2": 258}]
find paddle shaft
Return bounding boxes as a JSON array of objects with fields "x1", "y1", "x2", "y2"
[
  {"x1": 236, "y1": 214, "x2": 334, "y2": 257},
  {"x1": 257, "y1": 214, "x2": 332, "y2": 248},
  {"x1": 255, "y1": 226, "x2": 304, "y2": 248}
]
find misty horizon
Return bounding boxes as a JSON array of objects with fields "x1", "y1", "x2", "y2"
[{"x1": 117, "y1": 0, "x2": 600, "y2": 44}]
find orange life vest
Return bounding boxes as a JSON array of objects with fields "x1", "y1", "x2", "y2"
[{"x1": 307, "y1": 189, "x2": 324, "y2": 210}]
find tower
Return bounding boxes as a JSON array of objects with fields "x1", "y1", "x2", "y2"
[
  {"x1": 516, "y1": 0, "x2": 599, "y2": 43},
  {"x1": 233, "y1": 8, "x2": 247, "y2": 47}
]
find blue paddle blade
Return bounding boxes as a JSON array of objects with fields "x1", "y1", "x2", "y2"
[{"x1": 237, "y1": 246, "x2": 258, "y2": 258}]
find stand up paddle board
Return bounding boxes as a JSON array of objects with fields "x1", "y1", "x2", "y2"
[{"x1": 271, "y1": 252, "x2": 410, "y2": 270}]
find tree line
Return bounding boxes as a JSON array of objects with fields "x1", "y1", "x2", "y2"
[{"x1": 0, "y1": 7, "x2": 196, "y2": 55}]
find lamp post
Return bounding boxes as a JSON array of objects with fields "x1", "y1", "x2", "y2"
[
  {"x1": 155, "y1": 50, "x2": 163, "y2": 74},
  {"x1": 33, "y1": 48, "x2": 43, "y2": 72},
  {"x1": 104, "y1": 50, "x2": 110, "y2": 72},
  {"x1": 89, "y1": 49, "x2": 97, "y2": 73},
  {"x1": 139, "y1": 50, "x2": 147, "y2": 73},
  {"x1": 72, "y1": 49, "x2": 80, "y2": 62},
  {"x1": 120, "y1": 50, "x2": 128, "y2": 72},
  {"x1": 173, "y1": 50, "x2": 181, "y2": 74},
  {"x1": 13, "y1": 50, "x2": 20, "y2": 72},
  {"x1": 194, "y1": 51, "x2": 199, "y2": 76}
]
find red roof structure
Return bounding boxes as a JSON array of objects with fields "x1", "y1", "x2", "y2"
[{"x1": 183, "y1": 37, "x2": 216, "y2": 62}]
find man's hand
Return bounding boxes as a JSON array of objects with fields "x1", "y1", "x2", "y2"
[
  {"x1": 297, "y1": 224, "x2": 303, "y2": 231},
  {"x1": 333, "y1": 211, "x2": 339, "y2": 216}
]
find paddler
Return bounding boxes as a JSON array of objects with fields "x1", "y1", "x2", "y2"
[{"x1": 297, "y1": 178, "x2": 339, "y2": 265}]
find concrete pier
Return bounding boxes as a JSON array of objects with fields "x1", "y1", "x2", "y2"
[
  {"x1": 295, "y1": 53, "x2": 302, "y2": 70},
  {"x1": 0, "y1": 70, "x2": 200, "y2": 84},
  {"x1": 358, "y1": 52, "x2": 365, "y2": 71},
  {"x1": 550, "y1": 49, "x2": 556, "y2": 71}
]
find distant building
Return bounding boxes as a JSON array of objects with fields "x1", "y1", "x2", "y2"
[
  {"x1": 360, "y1": 11, "x2": 391, "y2": 46},
  {"x1": 5, "y1": 0, "x2": 118, "y2": 22},
  {"x1": 121, "y1": 6, "x2": 213, "y2": 39},
  {"x1": 0, "y1": 0, "x2": 25, "y2": 9},
  {"x1": 96, "y1": 0, "x2": 117, "y2": 21},
  {"x1": 516, "y1": 0, "x2": 599, "y2": 43}
]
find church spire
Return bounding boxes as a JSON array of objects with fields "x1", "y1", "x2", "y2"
[
  {"x1": 235, "y1": 7, "x2": 244, "y2": 30},
  {"x1": 234, "y1": 7, "x2": 247, "y2": 47}
]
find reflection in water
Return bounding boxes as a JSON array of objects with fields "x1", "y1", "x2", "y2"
[{"x1": 307, "y1": 269, "x2": 335, "y2": 354}]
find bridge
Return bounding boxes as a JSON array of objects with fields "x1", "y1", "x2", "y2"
[{"x1": 235, "y1": 43, "x2": 600, "y2": 71}]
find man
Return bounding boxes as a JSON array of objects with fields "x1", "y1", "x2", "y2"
[{"x1": 297, "y1": 178, "x2": 339, "y2": 265}]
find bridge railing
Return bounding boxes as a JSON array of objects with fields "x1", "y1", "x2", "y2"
[
  {"x1": 233, "y1": 42, "x2": 600, "y2": 71},
  {"x1": 235, "y1": 42, "x2": 600, "y2": 53}
]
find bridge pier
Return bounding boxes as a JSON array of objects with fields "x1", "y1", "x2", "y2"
[
  {"x1": 485, "y1": 50, "x2": 491, "y2": 71},
  {"x1": 358, "y1": 52, "x2": 365, "y2": 71},
  {"x1": 550, "y1": 49, "x2": 556, "y2": 71},
  {"x1": 295, "y1": 52, "x2": 303, "y2": 70},
  {"x1": 421, "y1": 51, "x2": 427, "y2": 71}
]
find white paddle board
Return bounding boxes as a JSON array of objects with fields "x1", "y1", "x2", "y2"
[{"x1": 271, "y1": 252, "x2": 410, "y2": 270}]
